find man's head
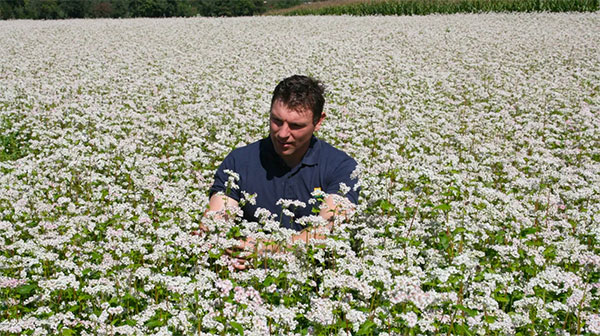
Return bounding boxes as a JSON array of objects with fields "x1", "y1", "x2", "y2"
[
  {"x1": 270, "y1": 75, "x2": 325, "y2": 125},
  {"x1": 269, "y1": 75, "x2": 326, "y2": 167}
]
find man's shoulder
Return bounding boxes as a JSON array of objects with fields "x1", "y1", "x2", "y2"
[
  {"x1": 314, "y1": 137, "x2": 357, "y2": 165},
  {"x1": 227, "y1": 138, "x2": 264, "y2": 158},
  {"x1": 312, "y1": 137, "x2": 360, "y2": 203}
]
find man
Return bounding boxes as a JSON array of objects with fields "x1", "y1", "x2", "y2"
[{"x1": 206, "y1": 75, "x2": 359, "y2": 268}]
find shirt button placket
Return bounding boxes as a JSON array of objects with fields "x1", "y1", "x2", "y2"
[
  {"x1": 285, "y1": 175, "x2": 295, "y2": 220},
  {"x1": 285, "y1": 175, "x2": 293, "y2": 199}
]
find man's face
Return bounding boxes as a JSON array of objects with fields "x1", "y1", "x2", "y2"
[{"x1": 269, "y1": 100, "x2": 324, "y2": 167}]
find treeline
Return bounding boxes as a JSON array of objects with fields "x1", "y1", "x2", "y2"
[{"x1": 0, "y1": 0, "x2": 306, "y2": 19}]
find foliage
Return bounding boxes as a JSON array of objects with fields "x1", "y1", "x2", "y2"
[
  {"x1": 269, "y1": 0, "x2": 599, "y2": 16},
  {"x1": 0, "y1": 0, "x2": 271, "y2": 19},
  {"x1": 0, "y1": 113, "x2": 31, "y2": 162},
  {"x1": 2, "y1": 0, "x2": 598, "y2": 19}
]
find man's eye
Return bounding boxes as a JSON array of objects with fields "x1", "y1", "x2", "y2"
[
  {"x1": 289, "y1": 124, "x2": 303, "y2": 129},
  {"x1": 271, "y1": 118, "x2": 282, "y2": 125}
]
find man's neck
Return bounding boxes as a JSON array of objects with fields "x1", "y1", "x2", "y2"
[
  {"x1": 281, "y1": 145, "x2": 310, "y2": 168},
  {"x1": 281, "y1": 153, "x2": 303, "y2": 168}
]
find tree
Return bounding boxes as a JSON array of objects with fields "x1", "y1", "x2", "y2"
[
  {"x1": 129, "y1": 0, "x2": 169, "y2": 17},
  {"x1": 91, "y1": 1, "x2": 113, "y2": 17},
  {"x1": 0, "y1": 0, "x2": 268, "y2": 19},
  {"x1": 266, "y1": 0, "x2": 303, "y2": 10},
  {"x1": 0, "y1": 0, "x2": 26, "y2": 19},
  {"x1": 197, "y1": 0, "x2": 265, "y2": 16},
  {"x1": 58, "y1": 0, "x2": 89, "y2": 18}
]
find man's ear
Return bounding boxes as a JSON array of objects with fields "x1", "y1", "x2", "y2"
[{"x1": 314, "y1": 112, "x2": 326, "y2": 132}]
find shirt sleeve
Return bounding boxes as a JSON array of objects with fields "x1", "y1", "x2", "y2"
[
  {"x1": 323, "y1": 156, "x2": 360, "y2": 204},
  {"x1": 208, "y1": 152, "x2": 242, "y2": 202}
]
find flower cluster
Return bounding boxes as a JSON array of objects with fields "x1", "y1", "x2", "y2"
[{"x1": 0, "y1": 12, "x2": 599, "y2": 335}]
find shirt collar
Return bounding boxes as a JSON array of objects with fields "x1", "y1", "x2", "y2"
[
  {"x1": 300, "y1": 136, "x2": 320, "y2": 166},
  {"x1": 263, "y1": 136, "x2": 320, "y2": 167}
]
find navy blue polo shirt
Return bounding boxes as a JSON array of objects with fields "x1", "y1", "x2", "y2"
[{"x1": 209, "y1": 136, "x2": 359, "y2": 231}]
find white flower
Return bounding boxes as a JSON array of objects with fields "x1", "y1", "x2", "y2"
[
  {"x1": 586, "y1": 313, "x2": 600, "y2": 334},
  {"x1": 306, "y1": 297, "x2": 336, "y2": 326},
  {"x1": 401, "y1": 311, "x2": 418, "y2": 328},
  {"x1": 338, "y1": 182, "x2": 351, "y2": 195}
]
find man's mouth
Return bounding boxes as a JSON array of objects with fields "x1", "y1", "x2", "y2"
[{"x1": 276, "y1": 141, "x2": 292, "y2": 151}]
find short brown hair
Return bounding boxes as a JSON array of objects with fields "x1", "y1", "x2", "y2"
[{"x1": 270, "y1": 75, "x2": 325, "y2": 125}]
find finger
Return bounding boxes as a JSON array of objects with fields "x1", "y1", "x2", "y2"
[
  {"x1": 191, "y1": 225, "x2": 210, "y2": 235},
  {"x1": 226, "y1": 248, "x2": 249, "y2": 258},
  {"x1": 232, "y1": 258, "x2": 248, "y2": 270},
  {"x1": 242, "y1": 239, "x2": 256, "y2": 251},
  {"x1": 232, "y1": 240, "x2": 254, "y2": 253}
]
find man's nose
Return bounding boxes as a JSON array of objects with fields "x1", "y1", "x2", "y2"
[{"x1": 278, "y1": 124, "x2": 290, "y2": 138}]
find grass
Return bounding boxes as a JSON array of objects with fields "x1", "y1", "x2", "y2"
[
  {"x1": 0, "y1": 116, "x2": 30, "y2": 162},
  {"x1": 265, "y1": 0, "x2": 600, "y2": 16}
]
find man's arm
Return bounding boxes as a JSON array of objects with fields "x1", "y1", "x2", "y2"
[
  {"x1": 290, "y1": 194, "x2": 352, "y2": 244},
  {"x1": 203, "y1": 193, "x2": 254, "y2": 270},
  {"x1": 202, "y1": 193, "x2": 352, "y2": 270},
  {"x1": 193, "y1": 193, "x2": 239, "y2": 234},
  {"x1": 208, "y1": 193, "x2": 239, "y2": 213}
]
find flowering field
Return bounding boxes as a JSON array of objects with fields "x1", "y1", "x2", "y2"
[{"x1": 1, "y1": 13, "x2": 599, "y2": 335}]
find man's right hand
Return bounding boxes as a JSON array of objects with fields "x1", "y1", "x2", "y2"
[
  {"x1": 190, "y1": 224, "x2": 208, "y2": 236},
  {"x1": 225, "y1": 237, "x2": 258, "y2": 270}
]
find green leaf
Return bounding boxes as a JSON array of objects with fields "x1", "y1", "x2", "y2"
[
  {"x1": 434, "y1": 203, "x2": 451, "y2": 211},
  {"x1": 262, "y1": 276, "x2": 275, "y2": 287},
  {"x1": 61, "y1": 329, "x2": 75, "y2": 336},
  {"x1": 379, "y1": 199, "x2": 394, "y2": 211},
  {"x1": 495, "y1": 230, "x2": 506, "y2": 244},
  {"x1": 125, "y1": 319, "x2": 137, "y2": 327},
  {"x1": 543, "y1": 245, "x2": 556, "y2": 259},
  {"x1": 17, "y1": 283, "x2": 37, "y2": 295},
  {"x1": 145, "y1": 319, "x2": 163, "y2": 329},
  {"x1": 439, "y1": 233, "x2": 450, "y2": 250},
  {"x1": 453, "y1": 227, "x2": 466, "y2": 234},
  {"x1": 455, "y1": 324, "x2": 473, "y2": 336},
  {"x1": 455, "y1": 304, "x2": 477, "y2": 317},
  {"x1": 523, "y1": 265, "x2": 536, "y2": 277},
  {"x1": 91, "y1": 251, "x2": 103, "y2": 263},
  {"x1": 520, "y1": 227, "x2": 538, "y2": 237},
  {"x1": 357, "y1": 320, "x2": 376, "y2": 335},
  {"x1": 494, "y1": 294, "x2": 509, "y2": 303},
  {"x1": 123, "y1": 292, "x2": 136, "y2": 301},
  {"x1": 473, "y1": 201, "x2": 486, "y2": 210},
  {"x1": 230, "y1": 321, "x2": 244, "y2": 335}
]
